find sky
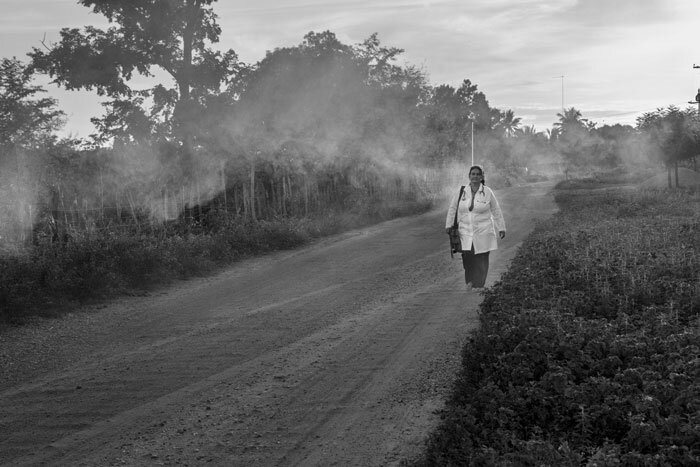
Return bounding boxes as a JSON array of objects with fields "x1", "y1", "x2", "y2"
[{"x1": 2, "y1": 0, "x2": 700, "y2": 139}]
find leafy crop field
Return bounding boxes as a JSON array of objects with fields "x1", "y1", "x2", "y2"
[{"x1": 417, "y1": 182, "x2": 699, "y2": 465}]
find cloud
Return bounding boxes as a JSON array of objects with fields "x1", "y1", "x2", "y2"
[
  {"x1": 204, "y1": 0, "x2": 700, "y2": 132},
  {"x1": 559, "y1": 0, "x2": 679, "y2": 27},
  {"x1": 3, "y1": 0, "x2": 699, "y2": 136}
]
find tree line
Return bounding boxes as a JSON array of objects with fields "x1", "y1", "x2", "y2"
[
  {"x1": 1, "y1": 0, "x2": 698, "y2": 245},
  {"x1": 550, "y1": 106, "x2": 699, "y2": 186}
]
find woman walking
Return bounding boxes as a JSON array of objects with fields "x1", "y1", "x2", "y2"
[{"x1": 445, "y1": 165, "x2": 506, "y2": 289}]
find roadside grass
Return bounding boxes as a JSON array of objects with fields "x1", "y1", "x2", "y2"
[
  {"x1": 416, "y1": 181, "x2": 699, "y2": 465},
  {"x1": 0, "y1": 198, "x2": 432, "y2": 325}
]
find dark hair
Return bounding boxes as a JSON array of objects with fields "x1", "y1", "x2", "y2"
[{"x1": 469, "y1": 165, "x2": 486, "y2": 186}]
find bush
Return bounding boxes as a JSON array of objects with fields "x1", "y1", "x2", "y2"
[
  {"x1": 0, "y1": 199, "x2": 433, "y2": 324},
  {"x1": 416, "y1": 184, "x2": 700, "y2": 465}
]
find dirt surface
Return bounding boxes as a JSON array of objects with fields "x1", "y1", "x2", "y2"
[{"x1": 0, "y1": 183, "x2": 556, "y2": 466}]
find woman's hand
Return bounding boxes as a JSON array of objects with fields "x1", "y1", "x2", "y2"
[{"x1": 499, "y1": 230, "x2": 506, "y2": 239}]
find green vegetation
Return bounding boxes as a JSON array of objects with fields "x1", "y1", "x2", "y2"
[
  {"x1": 417, "y1": 182, "x2": 699, "y2": 465},
  {"x1": 1, "y1": 0, "x2": 697, "y2": 327},
  {"x1": 4, "y1": 0, "x2": 526, "y2": 324},
  {"x1": 637, "y1": 106, "x2": 700, "y2": 188},
  {"x1": 549, "y1": 106, "x2": 698, "y2": 187},
  {"x1": 0, "y1": 197, "x2": 430, "y2": 324}
]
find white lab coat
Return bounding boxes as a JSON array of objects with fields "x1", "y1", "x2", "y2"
[{"x1": 445, "y1": 184, "x2": 506, "y2": 254}]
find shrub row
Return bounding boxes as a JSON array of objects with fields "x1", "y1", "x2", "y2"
[
  {"x1": 0, "y1": 199, "x2": 432, "y2": 324},
  {"x1": 418, "y1": 184, "x2": 699, "y2": 466}
]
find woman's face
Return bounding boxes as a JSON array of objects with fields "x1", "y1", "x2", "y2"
[{"x1": 469, "y1": 169, "x2": 483, "y2": 183}]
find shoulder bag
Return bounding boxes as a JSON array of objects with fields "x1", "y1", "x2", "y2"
[{"x1": 448, "y1": 186, "x2": 465, "y2": 258}]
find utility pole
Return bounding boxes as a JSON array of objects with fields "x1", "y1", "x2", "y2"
[{"x1": 471, "y1": 121, "x2": 474, "y2": 166}]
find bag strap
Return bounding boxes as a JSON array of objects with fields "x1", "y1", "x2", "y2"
[{"x1": 452, "y1": 186, "x2": 465, "y2": 229}]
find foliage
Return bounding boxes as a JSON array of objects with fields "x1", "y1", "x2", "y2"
[
  {"x1": 29, "y1": 0, "x2": 241, "y2": 149},
  {"x1": 17, "y1": 0, "x2": 692, "y2": 244},
  {"x1": 21, "y1": 0, "x2": 554, "y2": 231},
  {"x1": 552, "y1": 108, "x2": 641, "y2": 171},
  {"x1": 416, "y1": 184, "x2": 700, "y2": 465},
  {"x1": 0, "y1": 57, "x2": 64, "y2": 147},
  {"x1": 420, "y1": 80, "x2": 508, "y2": 166},
  {"x1": 30, "y1": 0, "x2": 239, "y2": 99},
  {"x1": 226, "y1": 29, "x2": 439, "y2": 175},
  {"x1": 636, "y1": 106, "x2": 700, "y2": 187},
  {"x1": 554, "y1": 107, "x2": 589, "y2": 134},
  {"x1": 0, "y1": 196, "x2": 432, "y2": 323},
  {"x1": 0, "y1": 58, "x2": 68, "y2": 243},
  {"x1": 495, "y1": 109, "x2": 522, "y2": 138}
]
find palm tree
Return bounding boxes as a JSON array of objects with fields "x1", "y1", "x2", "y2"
[
  {"x1": 497, "y1": 109, "x2": 522, "y2": 137},
  {"x1": 517, "y1": 125, "x2": 537, "y2": 136},
  {"x1": 546, "y1": 127, "x2": 560, "y2": 142},
  {"x1": 553, "y1": 107, "x2": 587, "y2": 134}
]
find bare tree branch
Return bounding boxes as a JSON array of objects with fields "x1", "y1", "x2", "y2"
[{"x1": 39, "y1": 33, "x2": 53, "y2": 52}]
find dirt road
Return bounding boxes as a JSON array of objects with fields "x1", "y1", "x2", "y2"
[{"x1": 0, "y1": 183, "x2": 555, "y2": 466}]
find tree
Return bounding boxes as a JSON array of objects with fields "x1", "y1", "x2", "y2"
[
  {"x1": 0, "y1": 57, "x2": 64, "y2": 149},
  {"x1": 355, "y1": 32, "x2": 405, "y2": 88},
  {"x1": 421, "y1": 79, "x2": 502, "y2": 165},
  {"x1": 29, "y1": 0, "x2": 240, "y2": 156},
  {"x1": 495, "y1": 109, "x2": 521, "y2": 137},
  {"x1": 0, "y1": 57, "x2": 66, "y2": 242},
  {"x1": 517, "y1": 125, "x2": 538, "y2": 137},
  {"x1": 511, "y1": 125, "x2": 556, "y2": 170},
  {"x1": 553, "y1": 107, "x2": 587, "y2": 135},
  {"x1": 546, "y1": 127, "x2": 560, "y2": 142},
  {"x1": 591, "y1": 123, "x2": 639, "y2": 168},
  {"x1": 457, "y1": 79, "x2": 493, "y2": 131},
  {"x1": 552, "y1": 107, "x2": 597, "y2": 174},
  {"x1": 637, "y1": 106, "x2": 699, "y2": 187}
]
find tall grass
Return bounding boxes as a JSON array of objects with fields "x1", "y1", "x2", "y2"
[
  {"x1": 417, "y1": 182, "x2": 699, "y2": 466},
  {"x1": 0, "y1": 198, "x2": 432, "y2": 324}
]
